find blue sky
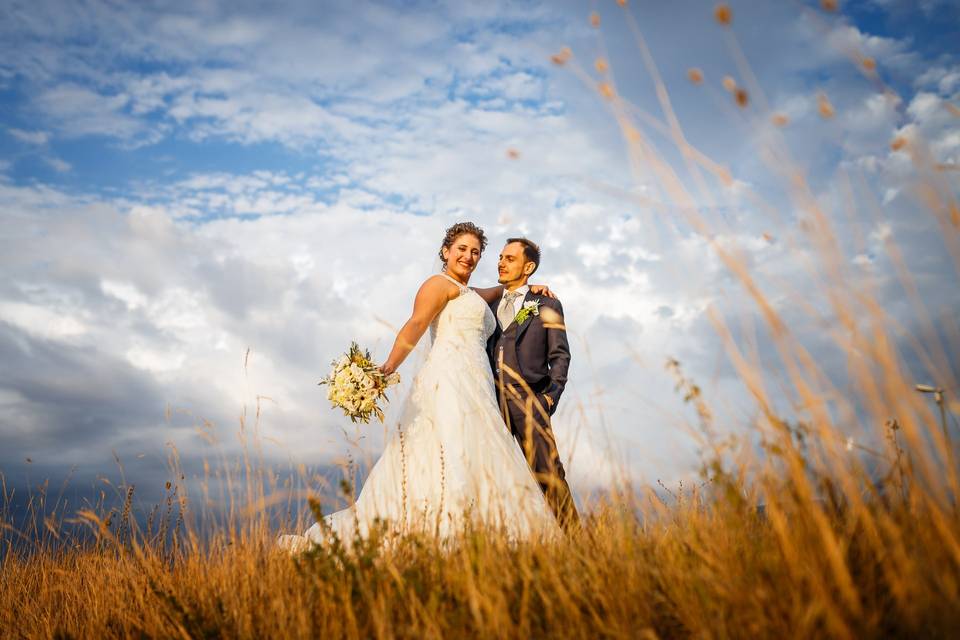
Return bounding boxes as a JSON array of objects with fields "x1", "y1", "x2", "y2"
[{"x1": 1, "y1": 0, "x2": 958, "y2": 515}]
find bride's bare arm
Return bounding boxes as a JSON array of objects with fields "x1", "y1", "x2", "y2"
[
  {"x1": 381, "y1": 277, "x2": 456, "y2": 375},
  {"x1": 471, "y1": 285, "x2": 505, "y2": 304},
  {"x1": 472, "y1": 284, "x2": 557, "y2": 303}
]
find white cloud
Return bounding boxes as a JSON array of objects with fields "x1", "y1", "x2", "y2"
[
  {"x1": 0, "y1": 0, "x2": 957, "y2": 502},
  {"x1": 101, "y1": 279, "x2": 148, "y2": 310},
  {"x1": 916, "y1": 65, "x2": 960, "y2": 95},
  {"x1": 8, "y1": 128, "x2": 50, "y2": 145},
  {"x1": 822, "y1": 23, "x2": 919, "y2": 74},
  {"x1": 43, "y1": 156, "x2": 71, "y2": 172},
  {"x1": 0, "y1": 301, "x2": 88, "y2": 341},
  {"x1": 34, "y1": 83, "x2": 160, "y2": 145},
  {"x1": 907, "y1": 91, "x2": 944, "y2": 122},
  {"x1": 124, "y1": 343, "x2": 187, "y2": 374},
  {"x1": 0, "y1": 0, "x2": 561, "y2": 150}
]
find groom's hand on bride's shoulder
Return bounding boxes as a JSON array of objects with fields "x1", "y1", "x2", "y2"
[{"x1": 529, "y1": 284, "x2": 557, "y2": 299}]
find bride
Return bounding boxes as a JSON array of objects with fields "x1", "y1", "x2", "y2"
[{"x1": 278, "y1": 222, "x2": 560, "y2": 550}]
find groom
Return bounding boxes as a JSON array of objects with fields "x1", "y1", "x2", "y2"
[{"x1": 487, "y1": 238, "x2": 580, "y2": 532}]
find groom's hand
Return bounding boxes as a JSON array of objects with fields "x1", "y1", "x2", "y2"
[
  {"x1": 536, "y1": 392, "x2": 555, "y2": 416},
  {"x1": 529, "y1": 284, "x2": 557, "y2": 299}
]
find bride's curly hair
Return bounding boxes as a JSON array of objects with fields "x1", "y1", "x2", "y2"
[{"x1": 438, "y1": 221, "x2": 488, "y2": 262}]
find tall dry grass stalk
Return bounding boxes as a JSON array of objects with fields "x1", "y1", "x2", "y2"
[
  {"x1": 3, "y1": 3, "x2": 960, "y2": 638},
  {"x1": 3, "y1": 458, "x2": 960, "y2": 638}
]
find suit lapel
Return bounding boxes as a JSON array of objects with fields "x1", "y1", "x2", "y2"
[{"x1": 488, "y1": 299, "x2": 503, "y2": 340}]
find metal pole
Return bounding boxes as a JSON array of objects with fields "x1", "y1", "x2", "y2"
[
  {"x1": 916, "y1": 384, "x2": 954, "y2": 471},
  {"x1": 936, "y1": 389, "x2": 950, "y2": 449}
]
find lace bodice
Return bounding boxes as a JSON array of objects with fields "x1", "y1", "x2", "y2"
[{"x1": 429, "y1": 275, "x2": 497, "y2": 348}]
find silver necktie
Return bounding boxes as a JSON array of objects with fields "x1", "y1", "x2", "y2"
[{"x1": 498, "y1": 291, "x2": 521, "y2": 329}]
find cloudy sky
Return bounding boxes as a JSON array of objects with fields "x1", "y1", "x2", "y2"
[{"x1": 1, "y1": 0, "x2": 958, "y2": 517}]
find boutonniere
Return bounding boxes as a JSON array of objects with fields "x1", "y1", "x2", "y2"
[{"x1": 515, "y1": 299, "x2": 541, "y2": 325}]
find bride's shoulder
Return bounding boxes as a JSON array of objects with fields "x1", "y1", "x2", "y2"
[{"x1": 418, "y1": 274, "x2": 462, "y2": 299}]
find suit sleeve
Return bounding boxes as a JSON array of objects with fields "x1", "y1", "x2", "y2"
[{"x1": 544, "y1": 299, "x2": 571, "y2": 412}]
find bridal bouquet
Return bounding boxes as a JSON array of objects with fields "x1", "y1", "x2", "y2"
[{"x1": 319, "y1": 342, "x2": 400, "y2": 424}]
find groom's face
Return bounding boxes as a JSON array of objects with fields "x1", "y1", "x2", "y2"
[{"x1": 497, "y1": 242, "x2": 534, "y2": 286}]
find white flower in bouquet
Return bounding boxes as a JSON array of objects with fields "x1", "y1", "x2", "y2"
[{"x1": 319, "y1": 342, "x2": 400, "y2": 424}]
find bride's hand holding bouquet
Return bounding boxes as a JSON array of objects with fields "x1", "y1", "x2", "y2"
[{"x1": 319, "y1": 342, "x2": 400, "y2": 424}]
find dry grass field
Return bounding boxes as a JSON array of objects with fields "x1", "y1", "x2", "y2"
[
  {"x1": 3, "y1": 3, "x2": 959, "y2": 639},
  {"x1": 3, "y1": 423, "x2": 960, "y2": 639}
]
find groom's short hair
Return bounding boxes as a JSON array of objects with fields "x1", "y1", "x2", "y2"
[{"x1": 506, "y1": 237, "x2": 541, "y2": 275}]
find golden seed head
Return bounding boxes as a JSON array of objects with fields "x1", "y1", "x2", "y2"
[
  {"x1": 722, "y1": 75, "x2": 737, "y2": 92},
  {"x1": 890, "y1": 136, "x2": 907, "y2": 151},
  {"x1": 687, "y1": 68, "x2": 704, "y2": 84},
  {"x1": 771, "y1": 113, "x2": 789, "y2": 126},
  {"x1": 599, "y1": 82, "x2": 615, "y2": 100},
  {"x1": 735, "y1": 88, "x2": 749, "y2": 108},
  {"x1": 590, "y1": 11, "x2": 600, "y2": 27},
  {"x1": 820, "y1": 0, "x2": 838, "y2": 11},
  {"x1": 550, "y1": 47, "x2": 572, "y2": 66},
  {"x1": 861, "y1": 57, "x2": 877, "y2": 72},
  {"x1": 624, "y1": 124, "x2": 642, "y2": 142},
  {"x1": 165, "y1": 481, "x2": 172, "y2": 490},
  {"x1": 817, "y1": 93, "x2": 835, "y2": 119},
  {"x1": 506, "y1": 148, "x2": 520, "y2": 159},
  {"x1": 595, "y1": 58, "x2": 609, "y2": 73},
  {"x1": 617, "y1": 0, "x2": 627, "y2": 6},
  {"x1": 714, "y1": 4, "x2": 732, "y2": 26}
]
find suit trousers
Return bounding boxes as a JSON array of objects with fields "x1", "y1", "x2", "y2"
[{"x1": 498, "y1": 385, "x2": 581, "y2": 533}]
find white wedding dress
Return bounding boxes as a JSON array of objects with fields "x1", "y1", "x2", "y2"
[{"x1": 279, "y1": 274, "x2": 559, "y2": 550}]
